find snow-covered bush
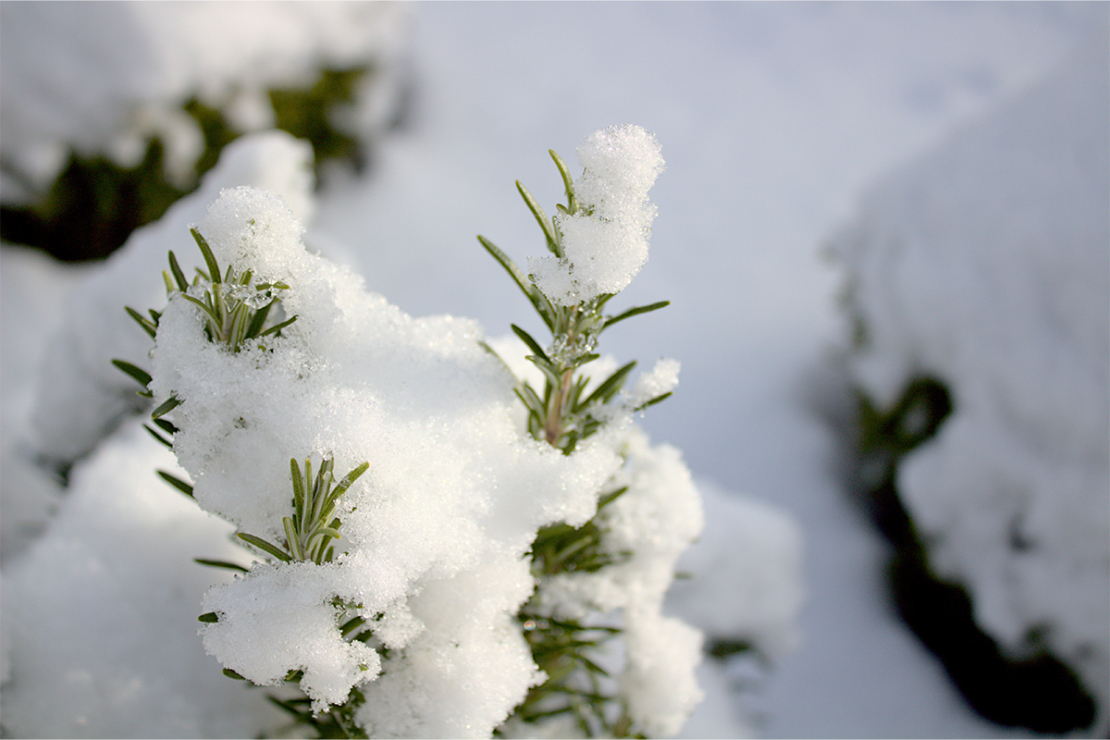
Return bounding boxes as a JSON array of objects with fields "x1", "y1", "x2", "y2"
[
  {"x1": 1, "y1": 112, "x2": 808, "y2": 736},
  {"x1": 0, "y1": 1, "x2": 411, "y2": 260},
  {"x1": 128, "y1": 124, "x2": 702, "y2": 737},
  {"x1": 836, "y1": 33, "x2": 1108, "y2": 734},
  {"x1": 4, "y1": 124, "x2": 711, "y2": 738}
]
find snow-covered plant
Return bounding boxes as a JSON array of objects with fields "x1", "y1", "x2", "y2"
[
  {"x1": 835, "y1": 36, "x2": 1108, "y2": 734},
  {"x1": 0, "y1": 2, "x2": 411, "y2": 261},
  {"x1": 115, "y1": 125, "x2": 703, "y2": 738},
  {"x1": 478, "y1": 126, "x2": 698, "y2": 736}
]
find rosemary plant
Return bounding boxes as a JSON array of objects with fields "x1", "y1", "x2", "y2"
[
  {"x1": 112, "y1": 128, "x2": 690, "y2": 739},
  {"x1": 482, "y1": 149, "x2": 670, "y2": 737},
  {"x1": 201, "y1": 456, "x2": 374, "y2": 740},
  {"x1": 114, "y1": 235, "x2": 374, "y2": 738},
  {"x1": 479, "y1": 149, "x2": 670, "y2": 456},
  {"x1": 235, "y1": 457, "x2": 369, "y2": 566}
]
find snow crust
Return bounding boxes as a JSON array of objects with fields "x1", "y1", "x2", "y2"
[
  {"x1": 836, "y1": 31, "x2": 1109, "y2": 725},
  {"x1": 0, "y1": 1, "x2": 411, "y2": 203},
  {"x1": 530, "y1": 125, "x2": 664, "y2": 303}
]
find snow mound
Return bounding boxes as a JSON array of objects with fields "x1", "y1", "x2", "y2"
[
  {"x1": 835, "y1": 30, "x2": 1109, "y2": 726},
  {"x1": 0, "y1": 421, "x2": 281, "y2": 738},
  {"x1": 0, "y1": 1, "x2": 411, "y2": 204},
  {"x1": 28, "y1": 131, "x2": 314, "y2": 466}
]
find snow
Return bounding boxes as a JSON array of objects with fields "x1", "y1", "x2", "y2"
[
  {"x1": 29, "y1": 130, "x2": 315, "y2": 465},
  {"x1": 0, "y1": 1, "x2": 411, "y2": 203},
  {"x1": 1, "y1": 2, "x2": 1107, "y2": 738},
  {"x1": 530, "y1": 124, "x2": 664, "y2": 303},
  {"x1": 836, "y1": 31, "x2": 1109, "y2": 726},
  {"x1": 1, "y1": 422, "x2": 282, "y2": 738}
]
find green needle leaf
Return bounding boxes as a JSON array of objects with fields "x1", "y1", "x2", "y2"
[
  {"x1": 550, "y1": 149, "x2": 578, "y2": 214},
  {"x1": 478, "y1": 235, "x2": 555, "y2": 330},
  {"x1": 283, "y1": 517, "x2": 302, "y2": 560},
  {"x1": 583, "y1": 360, "x2": 636, "y2": 407},
  {"x1": 157, "y1": 470, "x2": 194, "y2": 497},
  {"x1": 257, "y1": 315, "x2": 297, "y2": 338},
  {"x1": 291, "y1": 458, "x2": 306, "y2": 526},
  {"x1": 511, "y1": 324, "x2": 550, "y2": 364},
  {"x1": 168, "y1": 250, "x2": 189, "y2": 292},
  {"x1": 340, "y1": 615, "x2": 367, "y2": 638},
  {"x1": 597, "y1": 486, "x2": 629, "y2": 510},
  {"x1": 111, "y1": 359, "x2": 152, "y2": 388},
  {"x1": 190, "y1": 227, "x2": 222, "y2": 285},
  {"x1": 633, "y1": 391, "x2": 673, "y2": 412},
  {"x1": 194, "y1": 558, "x2": 249, "y2": 573},
  {"x1": 150, "y1": 396, "x2": 182, "y2": 419},
  {"x1": 237, "y1": 532, "x2": 292, "y2": 563},
  {"x1": 152, "y1": 417, "x2": 179, "y2": 436},
  {"x1": 142, "y1": 424, "x2": 174, "y2": 449},
  {"x1": 331, "y1": 461, "x2": 369, "y2": 497},
  {"x1": 180, "y1": 293, "x2": 222, "y2": 325},
  {"x1": 602, "y1": 300, "x2": 670, "y2": 331},
  {"x1": 244, "y1": 299, "x2": 272, "y2": 338},
  {"x1": 124, "y1": 306, "x2": 158, "y2": 339},
  {"x1": 517, "y1": 181, "x2": 561, "y2": 257}
]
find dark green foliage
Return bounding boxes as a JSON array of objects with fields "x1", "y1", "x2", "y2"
[
  {"x1": 855, "y1": 375, "x2": 1096, "y2": 732},
  {"x1": 529, "y1": 486, "x2": 630, "y2": 577},
  {"x1": 509, "y1": 613, "x2": 635, "y2": 737},
  {"x1": 1, "y1": 66, "x2": 370, "y2": 262},
  {"x1": 268, "y1": 687, "x2": 368, "y2": 739},
  {"x1": 270, "y1": 68, "x2": 365, "y2": 167},
  {"x1": 1, "y1": 138, "x2": 189, "y2": 261},
  {"x1": 704, "y1": 638, "x2": 755, "y2": 661},
  {"x1": 509, "y1": 485, "x2": 641, "y2": 737}
]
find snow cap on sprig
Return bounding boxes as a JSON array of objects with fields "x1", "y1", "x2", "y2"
[{"x1": 530, "y1": 124, "x2": 664, "y2": 304}]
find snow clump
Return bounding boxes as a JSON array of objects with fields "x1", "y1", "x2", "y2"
[
  {"x1": 530, "y1": 124, "x2": 665, "y2": 303},
  {"x1": 27, "y1": 131, "x2": 315, "y2": 468}
]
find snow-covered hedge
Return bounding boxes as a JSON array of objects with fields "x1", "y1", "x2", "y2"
[{"x1": 836, "y1": 32, "x2": 1109, "y2": 733}]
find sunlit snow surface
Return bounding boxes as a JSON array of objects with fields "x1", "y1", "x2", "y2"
[{"x1": 2, "y1": 2, "x2": 1107, "y2": 738}]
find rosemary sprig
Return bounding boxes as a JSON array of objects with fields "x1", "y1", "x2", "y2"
[
  {"x1": 485, "y1": 148, "x2": 671, "y2": 738},
  {"x1": 479, "y1": 149, "x2": 670, "y2": 454},
  {"x1": 236, "y1": 456, "x2": 369, "y2": 566},
  {"x1": 173, "y1": 228, "x2": 297, "y2": 352}
]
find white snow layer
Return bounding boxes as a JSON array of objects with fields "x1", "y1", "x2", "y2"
[
  {"x1": 0, "y1": 421, "x2": 284, "y2": 738},
  {"x1": 529, "y1": 124, "x2": 665, "y2": 303},
  {"x1": 835, "y1": 31, "x2": 1109, "y2": 725},
  {"x1": 0, "y1": 1, "x2": 411, "y2": 203}
]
